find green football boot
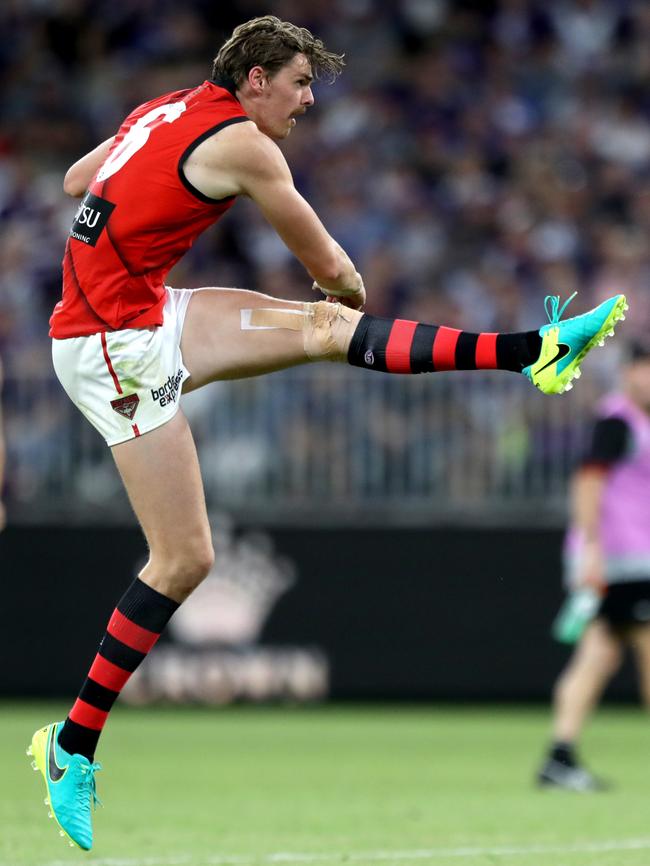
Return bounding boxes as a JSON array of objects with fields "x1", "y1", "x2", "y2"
[
  {"x1": 523, "y1": 293, "x2": 627, "y2": 394},
  {"x1": 27, "y1": 722, "x2": 101, "y2": 851}
]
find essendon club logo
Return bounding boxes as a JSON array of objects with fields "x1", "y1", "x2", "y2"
[{"x1": 111, "y1": 394, "x2": 140, "y2": 421}]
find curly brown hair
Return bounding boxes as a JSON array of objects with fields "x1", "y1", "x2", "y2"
[{"x1": 212, "y1": 15, "x2": 345, "y2": 86}]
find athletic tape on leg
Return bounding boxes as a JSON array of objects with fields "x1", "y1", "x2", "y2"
[
  {"x1": 240, "y1": 302, "x2": 362, "y2": 361},
  {"x1": 241, "y1": 308, "x2": 304, "y2": 331}
]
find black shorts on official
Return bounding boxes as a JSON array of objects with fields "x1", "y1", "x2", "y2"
[{"x1": 597, "y1": 581, "x2": 650, "y2": 628}]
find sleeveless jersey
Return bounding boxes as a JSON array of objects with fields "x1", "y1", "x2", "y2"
[
  {"x1": 50, "y1": 80, "x2": 248, "y2": 338},
  {"x1": 565, "y1": 392, "x2": 650, "y2": 583}
]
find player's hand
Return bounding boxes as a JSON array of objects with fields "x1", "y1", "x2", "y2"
[
  {"x1": 313, "y1": 281, "x2": 366, "y2": 311},
  {"x1": 325, "y1": 294, "x2": 366, "y2": 310}
]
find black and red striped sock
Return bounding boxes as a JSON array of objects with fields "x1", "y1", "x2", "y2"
[
  {"x1": 347, "y1": 316, "x2": 542, "y2": 374},
  {"x1": 57, "y1": 578, "x2": 179, "y2": 760}
]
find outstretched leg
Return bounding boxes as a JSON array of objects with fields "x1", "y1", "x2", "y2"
[{"x1": 179, "y1": 288, "x2": 626, "y2": 394}]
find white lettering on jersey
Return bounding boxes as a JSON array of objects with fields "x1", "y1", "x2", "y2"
[{"x1": 97, "y1": 100, "x2": 187, "y2": 182}]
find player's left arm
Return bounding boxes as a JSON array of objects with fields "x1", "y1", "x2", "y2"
[
  {"x1": 191, "y1": 122, "x2": 365, "y2": 307},
  {"x1": 242, "y1": 135, "x2": 365, "y2": 304},
  {"x1": 63, "y1": 137, "x2": 116, "y2": 197}
]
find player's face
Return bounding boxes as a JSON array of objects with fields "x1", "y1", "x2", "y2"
[{"x1": 258, "y1": 54, "x2": 315, "y2": 139}]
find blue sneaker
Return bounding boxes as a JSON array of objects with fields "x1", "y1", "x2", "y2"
[
  {"x1": 27, "y1": 722, "x2": 101, "y2": 850},
  {"x1": 523, "y1": 293, "x2": 627, "y2": 394}
]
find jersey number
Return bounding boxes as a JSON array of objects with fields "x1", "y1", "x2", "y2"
[{"x1": 96, "y1": 101, "x2": 187, "y2": 182}]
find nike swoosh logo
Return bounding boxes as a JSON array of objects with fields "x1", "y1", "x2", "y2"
[
  {"x1": 536, "y1": 342, "x2": 571, "y2": 374},
  {"x1": 48, "y1": 728, "x2": 68, "y2": 782}
]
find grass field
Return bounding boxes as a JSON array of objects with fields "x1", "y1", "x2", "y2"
[{"x1": 2, "y1": 702, "x2": 649, "y2": 866}]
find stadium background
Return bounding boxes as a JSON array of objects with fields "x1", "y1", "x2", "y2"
[{"x1": 2, "y1": 0, "x2": 650, "y2": 705}]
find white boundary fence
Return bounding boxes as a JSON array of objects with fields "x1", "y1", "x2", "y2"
[{"x1": 4, "y1": 365, "x2": 598, "y2": 526}]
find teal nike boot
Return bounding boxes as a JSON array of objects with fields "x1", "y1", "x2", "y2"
[
  {"x1": 27, "y1": 722, "x2": 101, "y2": 850},
  {"x1": 523, "y1": 293, "x2": 627, "y2": 394}
]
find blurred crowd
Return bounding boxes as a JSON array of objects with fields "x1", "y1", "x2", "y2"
[{"x1": 1, "y1": 0, "x2": 650, "y2": 514}]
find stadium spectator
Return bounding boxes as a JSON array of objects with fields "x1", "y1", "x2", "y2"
[{"x1": 537, "y1": 342, "x2": 650, "y2": 791}]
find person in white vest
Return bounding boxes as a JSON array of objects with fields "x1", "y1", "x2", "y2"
[{"x1": 537, "y1": 341, "x2": 650, "y2": 791}]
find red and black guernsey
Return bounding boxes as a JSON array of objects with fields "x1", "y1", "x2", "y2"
[{"x1": 50, "y1": 79, "x2": 249, "y2": 339}]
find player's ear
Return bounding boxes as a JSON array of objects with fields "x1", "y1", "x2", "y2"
[{"x1": 248, "y1": 66, "x2": 269, "y2": 94}]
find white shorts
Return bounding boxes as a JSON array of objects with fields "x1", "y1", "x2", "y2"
[{"x1": 52, "y1": 287, "x2": 193, "y2": 446}]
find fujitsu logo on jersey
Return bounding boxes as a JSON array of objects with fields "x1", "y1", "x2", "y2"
[
  {"x1": 70, "y1": 192, "x2": 116, "y2": 247},
  {"x1": 151, "y1": 369, "x2": 184, "y2": 407}
]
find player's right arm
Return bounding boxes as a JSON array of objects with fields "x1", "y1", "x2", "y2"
[
  {"x1": 570, "y1": 415, "x2": 630, "y2": 588},
  {"x1": 570, "y1": 467, "x2": 607, "y2": 588},
  {"x1": 63, "y1": 137, "x2": 116, "y2": 197},
  {"x1": 184, "y1": 122, "x2": 365, "y2": 308}
]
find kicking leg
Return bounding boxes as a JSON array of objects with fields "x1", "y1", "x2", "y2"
[
  {"x1": 345, "y1": 293, "x2": 627, "y2": 393},
  {"x1": 180, "y1": 285, "x2": 538, "y2": 384},
  {"x1": 179, "y1": 287, "x2": 626, "y2": 395},
  {"x1": 180, "y1": 288, "x2": 352, "y2": 388}
]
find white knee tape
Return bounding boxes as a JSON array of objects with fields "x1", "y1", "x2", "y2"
[
  {"x1": 241, "y1": 302, "x2": 362, "y2": 361},
  {"x1": 303, "y1": 301, "x2": 362, "y2": 361}
]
